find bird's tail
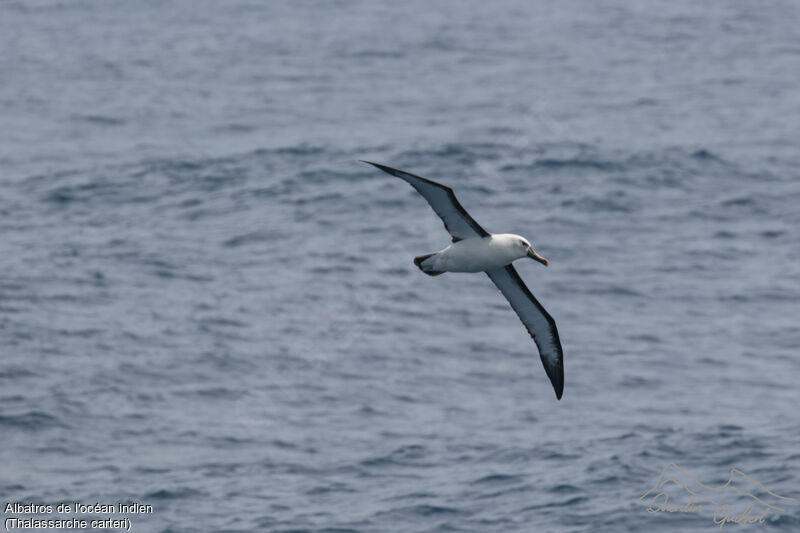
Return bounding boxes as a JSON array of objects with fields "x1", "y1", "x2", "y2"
[{"x1": 414, "y1": 253, "x2": 445, "y2": 277}]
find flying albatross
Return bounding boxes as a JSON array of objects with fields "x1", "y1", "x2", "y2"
[{"x1": 363, "y1": 161, "x2": 564, "y2": 399}]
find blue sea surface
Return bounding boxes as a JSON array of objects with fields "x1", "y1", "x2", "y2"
[{"x1": 1, "y1": 1, "x2": 799, "y2": 531}]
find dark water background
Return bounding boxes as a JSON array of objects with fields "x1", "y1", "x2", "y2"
[{"x1": 1, "y1": 1, "x2": 799, "y2": 531}]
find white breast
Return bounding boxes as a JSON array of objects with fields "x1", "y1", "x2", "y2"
[{"x1": 438, "y1": 235, "x2": 524, "y2": 272}]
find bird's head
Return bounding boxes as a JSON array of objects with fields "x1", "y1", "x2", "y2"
[{"x1": 516, "y1": 236, "x2": 549, "y2": 267}]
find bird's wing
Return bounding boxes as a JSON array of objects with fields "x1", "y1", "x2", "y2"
[
  {"x1": 486, "y1": 264, "x2": 564, "y2": 399},
  {"x1": 362, "y1": 161, "x2": 490, "y2": 241}
]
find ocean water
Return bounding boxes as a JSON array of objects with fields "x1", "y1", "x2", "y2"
[{"x1": 1, "y1": 1, "x2": 799, "y2": 532}]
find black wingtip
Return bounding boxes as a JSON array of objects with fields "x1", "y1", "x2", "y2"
[
  {"x1": 553, "y1": 374, "x2": 564, "y2": 400},
  {"x1": 360, "y1": 160, "x2": 396, "y2": 176},
  {"x1": 541, "y1": 356, "x2": 564, "y2": 400}
]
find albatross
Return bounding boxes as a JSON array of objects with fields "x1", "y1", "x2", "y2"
[{"x1": 363, "y1": 161, "x2": 564, "y2": 400}]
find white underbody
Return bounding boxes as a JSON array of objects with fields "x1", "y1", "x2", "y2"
[{"x1": 420, "y1": 233, "x2": 528, "y2": 273}]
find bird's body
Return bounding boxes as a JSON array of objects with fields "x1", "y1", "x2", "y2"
[
  {"x1": 417, "y1": 233, "x2": 537, "y2": 273},
  {"x1": 362, "y1": 161, "x2": 565, "y2": 400}
]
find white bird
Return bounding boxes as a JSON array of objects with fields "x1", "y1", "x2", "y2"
[{"x1": 363, "y1": 161, "x2": 564, "y2": 400}]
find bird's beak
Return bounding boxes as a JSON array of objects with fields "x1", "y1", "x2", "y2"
[{"x1": 527, "y1": 248, "x2": 549, "y2": 266}]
